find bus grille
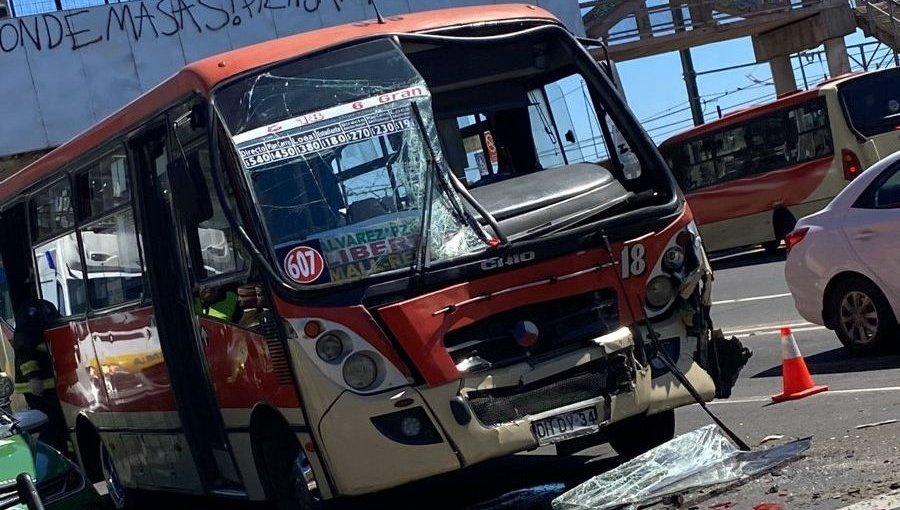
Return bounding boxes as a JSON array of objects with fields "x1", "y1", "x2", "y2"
[
  {"x1": 444, "y1": 290, "x2": 618, "y2": 370},
  {"x1": 466, "y1": 358, "x2": 628, "y2": 427},
  {"x1": 251, "y1": 312, "x2": 295, "y2": 385}
]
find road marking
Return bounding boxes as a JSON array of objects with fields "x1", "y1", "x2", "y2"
[
  {"x1": 708, "y1": 385, "x2": 900, "y2": 405},
  {"x1": 712, "y1": 292, "x2": 792, "y2": 305},
  {"x1": 723, "y1": 321, "x2": 814, "y2": 336},
  {"x1": 730, "y1": 325, "x2": 828, "y2": 338},
  {"x1": 837, "y1": 490, "x2": 900, "y2": 510}
]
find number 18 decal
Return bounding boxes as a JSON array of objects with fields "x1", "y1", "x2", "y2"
[
  {"x1": 621, "y1": 243, "x2": 646, "y2": 278},
  {"x1": 284, "y1": 246, "x2": 325, "y2": 284}
]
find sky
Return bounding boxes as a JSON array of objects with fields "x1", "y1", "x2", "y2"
[{"x1": 614, "y1": 27, "x2": 894, "y2": 143}]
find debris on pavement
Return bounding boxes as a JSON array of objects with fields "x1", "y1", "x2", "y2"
[
  {"x1": 854, "y1": 419, "x2": 898, "y2": 430},
  {"x1": 751, "y1": 503, "x2": 784, "y2": 510},
  {"x1": 759, "y1": 435, "x2": 785, "y2": 445},
  {"x1": 467, "y1": 484, "x2": 565, "y2": 510},
  {"x1": 552, "y1": 425, "x2": 810, "y2": 510}
]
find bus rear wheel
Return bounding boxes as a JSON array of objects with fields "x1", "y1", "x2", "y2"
[
  {"x1": 764, "y1": 209, "x2": 797, "y2": 254},
  {"x1": 606, "y1": 410, "x2": 675, "y2": 459}
]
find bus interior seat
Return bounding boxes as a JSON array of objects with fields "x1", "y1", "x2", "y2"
[
  {"x1": 348, "y1": 197, "x2": 389, "y2": 223},
  {"x1": 379, "y1": 196, "x2": 398, "y2": 213}
]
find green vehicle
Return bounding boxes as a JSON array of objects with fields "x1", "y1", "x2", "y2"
[{"x1": 0, "y1": 373, "x2": 99, "y2": 510}]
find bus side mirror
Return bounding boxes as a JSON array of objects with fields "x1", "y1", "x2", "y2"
[{"x1": 168, "y1": 157, "x2": 214, "y2": 226}]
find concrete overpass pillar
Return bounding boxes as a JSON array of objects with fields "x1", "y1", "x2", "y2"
[
  {"x1": 824, "y1": 37, "x2": 851, "y2": 78},
  {"x1": 770, "y1": 55, "x2": 798, "y2": 96}
]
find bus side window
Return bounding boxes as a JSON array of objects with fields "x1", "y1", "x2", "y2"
[
  {"x1": 30, "y1": 179, "x2": 86, "y2": 317},
  {"x1": 183, "y1": 146, "x2": 248, "y2": 283},
  {"x1": 74, "y1": 146, "x2": 146, "y2": 310}
]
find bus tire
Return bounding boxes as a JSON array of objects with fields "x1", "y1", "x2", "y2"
[
  {"x1": 75, "y1": 417, "x2": 102, "y2": 483},
  {"x1": 100, "y1": 438, "x2": 128, "y2": 509},
  {"x1": 764, "y1": 209, "x2": 797, "y2": 253},
  {"x1": 250, "y1": 406, "x2": 321, "y2": 510},
  {"x1": 606, "y1": 410, "x2": 675, "y2": 459}
]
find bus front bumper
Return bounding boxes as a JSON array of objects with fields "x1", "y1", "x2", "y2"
[{"x1": 318, "y1": 324, "x2": 719, "y2": 497}]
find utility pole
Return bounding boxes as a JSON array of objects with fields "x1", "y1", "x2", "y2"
[
  {"x1": 672, "y1": 5, "x2": 704, "y2": 126},
  {"x1": 797, "y1": 53, "x2": 809, "y2": 90}
]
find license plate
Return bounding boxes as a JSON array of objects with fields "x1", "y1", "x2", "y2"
[{"x1": 531, "y1": 407, "x2": 600, "y2": 445}]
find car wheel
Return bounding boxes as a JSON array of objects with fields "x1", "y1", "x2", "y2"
[
  {"x1": 606, "y1": 410, "x2": 675, "y2": 459},
  {"x1": 829, "y1": 277, "x2": 897, "y2": 354},
  {"x1": 100, "y1": 440, "x2": 126, "y2": 510}
]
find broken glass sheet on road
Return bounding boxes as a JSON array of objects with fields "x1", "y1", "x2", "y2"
[{"x1": 552, "y1": 424, "x2": 810, "y2": 510}]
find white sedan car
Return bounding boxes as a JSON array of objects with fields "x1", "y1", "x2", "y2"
[{"x1": 785, "y1": 152, "x2": 900, "y2": 353}]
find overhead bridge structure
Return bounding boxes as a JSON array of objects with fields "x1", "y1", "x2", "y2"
[{"x1": 583, "y1": 0, "x2": 858, "y2": 94}]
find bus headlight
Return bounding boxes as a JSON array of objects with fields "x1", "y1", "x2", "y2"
[
  {"x1": 316, "y1": 334, "x2": 345, "y2": 363},
  {"x1": 343, "y1": 352, "x2": 379, "y2": 390},
  {"x1": 662, "y1": 246, "x2": 685, "y2": 272},
  {"x1": 646, "y1": 275, "x2": 675, "y2": 309}
]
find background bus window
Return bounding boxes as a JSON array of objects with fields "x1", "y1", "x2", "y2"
[
  {"x1": 839, "y1": 69, "x2": 900, "y2": 137},
  {"x1": 33, "y1": 232, "x2": 86, "y2": 317},
  {"x1": 791, "y1": 101, "x2": 832, "y2": 162},
  {"x1": 80, "y1": 209, "x2": 144, "y2": 309},
  {"x1": 666, "y1": 98, "x2": 832, "y2": 192}
]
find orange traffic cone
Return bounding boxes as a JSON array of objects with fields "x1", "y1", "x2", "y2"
[{"x1": 771, "y1": 327, "x2": 828, "y2": 403}]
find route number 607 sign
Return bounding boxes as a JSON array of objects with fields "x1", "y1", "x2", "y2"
[{"x1": 284, "y1": 246, "x2": 325, "y2": 284}]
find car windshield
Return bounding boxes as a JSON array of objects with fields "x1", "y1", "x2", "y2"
[
  {"x1": 215, "y1": 38, "x2": 488, "y2": 287},
  {"x1": 839, "y1": 68, "x2": 900, "y2": 137}
]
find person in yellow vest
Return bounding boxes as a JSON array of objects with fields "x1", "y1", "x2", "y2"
[{"x1": 194, "y1": 286, "x2": 241, "y2": 323}]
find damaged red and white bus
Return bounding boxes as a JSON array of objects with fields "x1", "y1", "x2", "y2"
[{"x1": 0, "y1": 4, "x2": 748, "y2": 508}]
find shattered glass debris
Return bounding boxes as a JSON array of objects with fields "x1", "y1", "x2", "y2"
[{"x1": 552, "y1": 425, "x2": 810, "y2": 510}]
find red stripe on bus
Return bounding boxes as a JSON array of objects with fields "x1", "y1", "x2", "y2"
[{"x1": 685, "y1": 156, "x2": 833, "y2": 225}]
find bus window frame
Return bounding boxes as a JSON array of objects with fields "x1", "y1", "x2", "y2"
[
  {"x1": 27, "y1": 175, "x2": 89, "y2": 320},
  {"x1": 25, "y1": 139, "x2": 152, "y2": 319},
  {"x1": 208, "y1": 24, "x2": 680, "y2": 296}
]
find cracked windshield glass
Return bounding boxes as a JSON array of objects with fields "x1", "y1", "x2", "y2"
[{"x1": 215, "y1": 39, "x2": 489, "y2": 287}]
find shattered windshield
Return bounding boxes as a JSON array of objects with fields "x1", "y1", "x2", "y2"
[{"x1": 215, "y1": 38, "x2": 489, "y2": 287}]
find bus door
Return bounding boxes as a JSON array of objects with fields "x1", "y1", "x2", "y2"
[
  {"x1": 126, "y1": 120, "x2": 242, "y2": 494},
  {"x1": 166, "y1": 99, "x2": 310, "y2": 501}
]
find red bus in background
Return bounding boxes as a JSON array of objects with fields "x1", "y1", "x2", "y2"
[
  {"x1": 660, "y1": 67, "x2": 900, "y2": 254},
  {"x1": 0, "y1": 5, "x2": 747, "y2": 509}
]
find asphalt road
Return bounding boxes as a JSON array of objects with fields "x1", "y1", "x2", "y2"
[{"x1": 118, "y1": 247, "x2": 900, "y2": 510}]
